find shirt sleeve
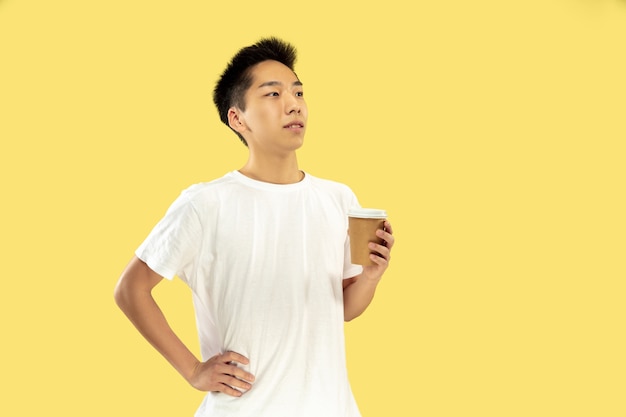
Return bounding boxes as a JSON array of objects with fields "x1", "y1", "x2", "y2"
[{"x1": 135, "y1": 189, "x2": 203, "y2": 284}]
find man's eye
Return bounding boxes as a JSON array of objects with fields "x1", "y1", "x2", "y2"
[
  {"x1": 296, "y1": 91, "x2": 304, "y2": 97},
  {"x1": 267, "y1": 92, "x2": 279, "y2": 97}
]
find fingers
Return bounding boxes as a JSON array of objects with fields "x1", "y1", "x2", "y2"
[
  {"x1": 383, "y1": 220, "x2": 394, "y2": 236},
  {"x1": 367, "y1": 221, "x2": 394, "y2": 265},
  {"x1": 221, "y1": 350, "x2": 250, "y2": 367},
  {"x1": 198, "y1": 351, "x2": 255, "y2": 397},
  {"x1": 368, "y1": 242, "x2": 390, "y2": 264},
  {"x1": 219, "y1": 352, "x2": 255, "y2": 384},
  {"x1": 379, "y1": 221, "x2": 395, "y2": 249},
  {"x1": 218, "y1": 351, "x2": 255, "y2": 390},
  {"x1": 216, "y1": 369, "x2": 253, "y2": 396}
]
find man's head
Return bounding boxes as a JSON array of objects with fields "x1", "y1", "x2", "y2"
[{"x1": 213, "y1": 37, "x2": 299, "y2": 146}]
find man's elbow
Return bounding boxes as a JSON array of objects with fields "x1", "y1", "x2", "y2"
[
  {"x1": 113, "y1": 275, "x2": 138, "y2": 312},
  {"x1": 344, "y1": 310, "x2": 361, "y2": 322},
  {"x1": 113, "y1": 279, "x2": 128, "y2": 310},
  {"x1": 114, "y1": 257, "x2": 158, "y2": 310}
]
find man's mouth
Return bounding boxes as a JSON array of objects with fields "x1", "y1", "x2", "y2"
[{"x1": 284, "y1": 121, "x2": 304, "y2": 129}]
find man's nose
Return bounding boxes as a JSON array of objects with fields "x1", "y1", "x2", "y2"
[{"x1": 285, "y1": 96, "x2": 301, "y2": 114}]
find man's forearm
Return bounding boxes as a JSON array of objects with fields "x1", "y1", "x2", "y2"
[
  {"x1": 114, "y1": 259, "x2": 200, "y2": 384},
  {"x1": 118, "y1": 290, "x2": 199, "y2": 381},
  {"x1": 343, "y1": 275, "x2": 380, "y2": 321}
]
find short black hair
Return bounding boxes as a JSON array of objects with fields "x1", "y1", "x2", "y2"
[{"x1": 213, "y1": 37, "x2": 298, "y2": 146}]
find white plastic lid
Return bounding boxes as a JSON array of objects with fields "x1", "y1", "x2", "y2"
[{"x1": 347, "y1": 208, "x2": 387, "y2": 219}]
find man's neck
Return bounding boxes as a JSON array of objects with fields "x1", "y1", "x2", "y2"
[{"x1": 239, "y1": 153, "x2": 303, "y2": 184}]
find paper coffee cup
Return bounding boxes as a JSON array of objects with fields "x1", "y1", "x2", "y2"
[{"x1": 348, "y1": 208, "x2": 387, "y2": 266}]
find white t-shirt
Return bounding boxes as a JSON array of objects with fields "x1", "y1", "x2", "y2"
[{"x1": 136, "y1": 171, "x2": 364, "y2": 417}]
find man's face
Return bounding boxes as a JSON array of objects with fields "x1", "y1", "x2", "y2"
[{"x1": 235, "y1": 60, "x2": 308, "y2": 153}]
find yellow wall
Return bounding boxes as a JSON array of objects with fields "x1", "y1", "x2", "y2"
[{"x1": 1, "y1": 0, "x2": 625, "y2": 415}]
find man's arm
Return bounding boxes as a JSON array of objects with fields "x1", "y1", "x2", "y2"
[
  {"x1": 343, "y1": 221, "x2": 395, "y2": 321},
  {"x1": 114, "y1": 256, "x2": 254, "y2": 396}
]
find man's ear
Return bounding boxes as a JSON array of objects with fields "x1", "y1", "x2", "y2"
[{"x1": 227, "y1": 107, "x2": 246, "y2": 133}]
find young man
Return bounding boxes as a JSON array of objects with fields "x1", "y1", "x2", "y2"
[{"x1": 114, "y1": 37, "x2": 395, "y2": 416}]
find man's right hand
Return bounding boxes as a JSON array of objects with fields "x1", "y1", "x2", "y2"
[{"x1": 189, "y1": 351, "x2": 255, "y2": 397}]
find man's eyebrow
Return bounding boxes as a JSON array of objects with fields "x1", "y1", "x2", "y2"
[{"x1": 258, "y1": 80, "x2": 303, "y2": 88}]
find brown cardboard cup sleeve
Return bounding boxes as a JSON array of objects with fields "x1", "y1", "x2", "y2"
[{"x1": 348, "y1": 208, "x2": 387, "y2": 266}]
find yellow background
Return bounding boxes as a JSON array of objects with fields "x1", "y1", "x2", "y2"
[{"x1": 1, "y1": 0, "x2": 625, "y2": 415}]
